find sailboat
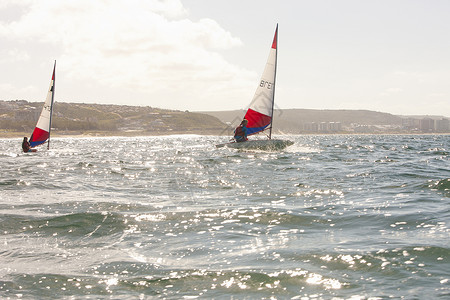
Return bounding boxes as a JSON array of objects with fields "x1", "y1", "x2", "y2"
[
  {"x1": 217, "y1": 24, "x2": 293, "y2": 150},
  {"x1": 29, "y1": 61, "x2": 56, "y2": 150}
]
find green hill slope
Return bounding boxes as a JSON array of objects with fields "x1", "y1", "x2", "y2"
[{"x1": 0, "y1": 100, "x2": 227, "y2": 137}]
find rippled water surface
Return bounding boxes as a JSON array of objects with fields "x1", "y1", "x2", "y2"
[{"x1": 1, "y1": 135, "x2": 449, "y2": 299}]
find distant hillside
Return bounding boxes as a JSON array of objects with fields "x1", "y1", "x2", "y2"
[
  {"x1": 203, "y1": 109, "x2": 450, "y2": 134},
  {"x1": 274, "y1": 109, "x2": 403, "y2": 133},
  {"x1": 2, "y1": 100, "x2": 448, "y2": 137},
  {"x1": 0, "y1": 100, "x2": 227, "y2": 137}
]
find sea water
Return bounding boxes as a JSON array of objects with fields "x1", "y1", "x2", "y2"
[{"x1": 0, "y1": 134, "x2": 449, "y2": 299}]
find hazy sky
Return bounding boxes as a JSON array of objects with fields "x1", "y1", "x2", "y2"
[{"x1": 1, "y1": 0, "x2": 449, "y2": 116}]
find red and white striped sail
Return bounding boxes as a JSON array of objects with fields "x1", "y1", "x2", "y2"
[
  {"x1": 29, "y1": 61, "x2": 56, "y2": 148},
  {"x1": 243, "y1": 24, "x2": 278, "y2": 137}
]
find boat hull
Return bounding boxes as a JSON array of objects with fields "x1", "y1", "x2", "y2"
[{"x1": 217, "y1": 139, "x2": 293, "y2": 151}]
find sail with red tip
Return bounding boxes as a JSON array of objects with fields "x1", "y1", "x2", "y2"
[
  {"x1": 243, "y1": 24, "x2": 278, "y2": 137},
  {"x1": 29, "y1": 61, "x2": 56, "y2": 149}
]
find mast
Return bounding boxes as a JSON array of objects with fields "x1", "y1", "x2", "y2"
[
  {"x1": 47, "y1": 60, "x2": 56, "y2": 150},
  {"x1": 269, "y1": 24, "x2": 278, "y2": 139}
]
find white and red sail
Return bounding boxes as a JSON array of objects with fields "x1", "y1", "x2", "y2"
[
  {"x1": 243, "y1": 24, "x2": 278, "y2": 137},
  {"x1": 29, "y1": 61, "x2": 56, "y2": 149}
]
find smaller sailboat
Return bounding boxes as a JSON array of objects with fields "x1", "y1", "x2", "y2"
[
  {"x1": 28, "y1": 61, "x2": 56, "y2": 151},
  {"x1": 217, "y1": 25, "x2": 293, "y2": 150}
]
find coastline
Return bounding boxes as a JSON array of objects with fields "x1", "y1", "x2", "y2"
[
  {"x1": 0, "y1": 129, "x2": 229, "y2": 139},
  {"x1": 2, "y1": 130, "x2": 448, "y2": 139}
]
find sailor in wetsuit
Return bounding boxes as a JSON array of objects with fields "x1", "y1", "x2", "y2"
[
  {"x1": 234, "y1": 119, "x2": 248, "y2": 143},
  {"x1": 22, "y1": 137, "x2": 36, "y2": 153}
]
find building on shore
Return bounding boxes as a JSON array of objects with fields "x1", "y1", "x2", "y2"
[{"x1": 303, "y1": 122, "x2": 342, "y2": 133}]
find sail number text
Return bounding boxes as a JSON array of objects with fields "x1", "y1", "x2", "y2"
[{"x1": 260, "y1": 80, "x2": 273, "y2": 90}]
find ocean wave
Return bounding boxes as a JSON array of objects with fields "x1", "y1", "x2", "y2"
[{"x1": 0, "y1": 212, "x2": 127, "y2": 238}]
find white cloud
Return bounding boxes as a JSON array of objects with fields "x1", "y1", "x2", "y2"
[
  {"x1": 0, "y1": 0, "x2": 256, "y2": 110},
  {"x1": 428, "y1": 92, "x2": 447, "y2": 98},
  {"x1": 391, "y1": 70, "x2": 430, "y2": 84},
  {"x1": 379, "y1": 87, "x2": 403, "y2": 97},
  {"x1": 385, "y1": 88, "x2": 403, "y2": 93},
  {"x1": 0, "y1": 48, "x2": 30, "y2": 64},
  {"x1": 0, "y1": 83, "x2": 37, "y2": 97}
]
